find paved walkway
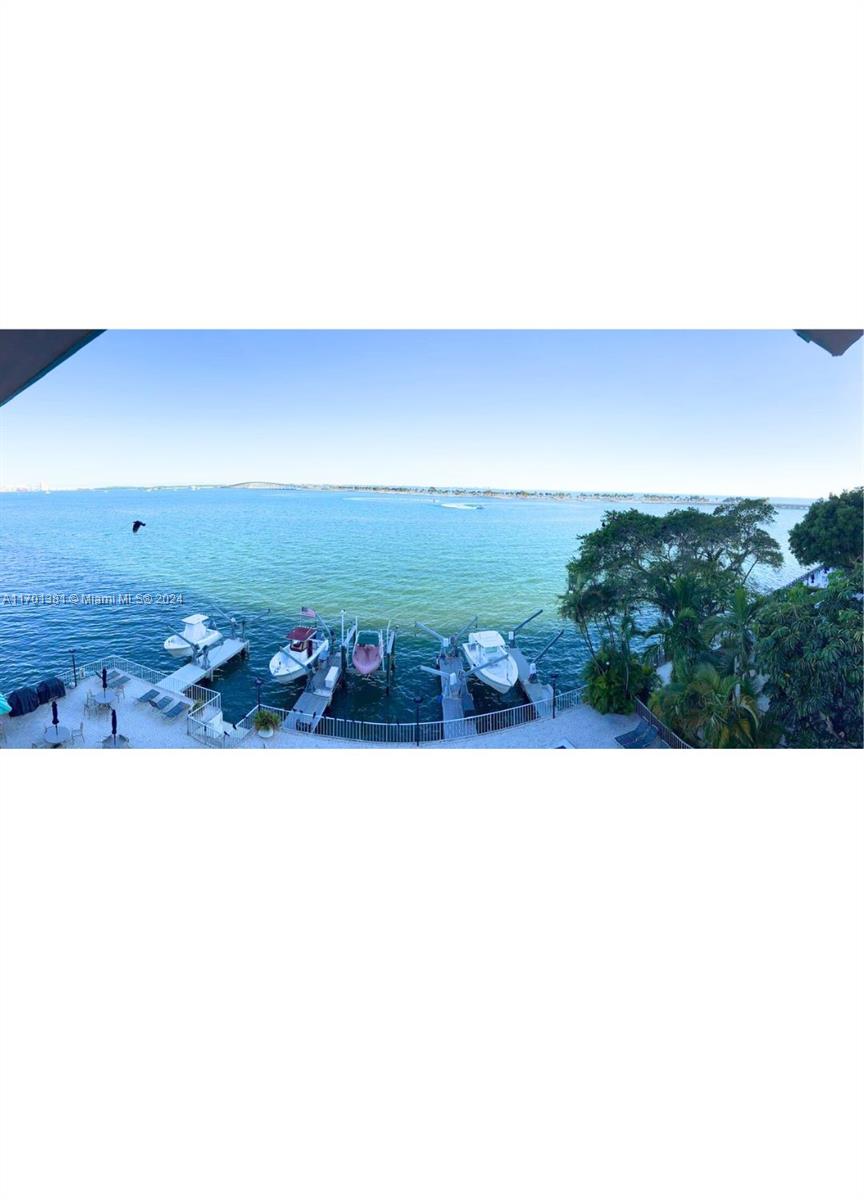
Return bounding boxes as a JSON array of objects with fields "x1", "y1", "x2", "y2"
[{"x1": 231, "y1": 703, "x2": 668, "y2": 750}]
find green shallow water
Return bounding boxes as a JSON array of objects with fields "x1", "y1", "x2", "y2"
[{"x1": 0, "y1": 489, "x2": 809, "y2": 723}]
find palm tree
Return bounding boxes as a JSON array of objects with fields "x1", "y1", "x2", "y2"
[
  {"x1": 647, "y1": 576, "x2": 709, "y2": 678},
  {"x1": 704, "y1": 586, "x2": 763, "y2": 679},
  {"x1": 650, "y1": 663, "x2": 762, "y2": 748}
]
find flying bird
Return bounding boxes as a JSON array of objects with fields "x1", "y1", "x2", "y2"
[{"x1": 132, "y1": 520, "x2": 146, "y2": 533}]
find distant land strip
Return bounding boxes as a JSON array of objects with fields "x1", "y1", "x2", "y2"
[{"x1": 49, "y1": 482, "x2": 807, "y2": 508}]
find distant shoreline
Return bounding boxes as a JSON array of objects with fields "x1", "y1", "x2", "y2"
[{"x1": 0, "y1": 482, "x2": 813, "y2": 509}]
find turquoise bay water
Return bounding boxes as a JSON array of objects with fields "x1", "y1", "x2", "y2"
[{"x1": 0, "y1": 489, "x2": 808, "y2": 723}]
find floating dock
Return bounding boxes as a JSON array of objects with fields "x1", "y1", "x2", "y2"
[{"x1": 159, "y1": 636, "x2": 249, "y2": 693}]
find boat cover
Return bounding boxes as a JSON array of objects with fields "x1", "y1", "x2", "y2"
[
  {"x1": 287, "y1": 626, "x2": 314, "y2": 643},
  {"x1": 6, "y1": 685, "x2": 41, "y2": 717},
  {"x1": 0, "y1": 693, "x2": 11, "y2": 715},
  {"x1": 36, "y1": 677, "x2": 67, "y2": 704},
  {"x1": 352, "y1": 643, "x2": 382, "y2": 675}
]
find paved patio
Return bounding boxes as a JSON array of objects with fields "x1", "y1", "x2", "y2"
[{"x1": 0, "y1": 671, "x2": 205, "y2": 750}]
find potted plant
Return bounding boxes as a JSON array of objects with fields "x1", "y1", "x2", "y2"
[{"x1": 252, "y1": 707, "x2": 282, "y2": 739}]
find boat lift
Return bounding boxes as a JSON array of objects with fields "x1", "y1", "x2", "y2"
[
  {"x1": 415, "y1": 617, "x2": 479, "y2": 727},
  {"x1": 158, "y1": 620, "x2": 251, "y2": 692},
  {"x1": 209, "y1": 603, "x2": 271, "y2": 646},
  {"x1": 349, "y1": 617, "x2": 398, "y2": 693},
  {"x1": 284, "y1": 612, "x2": 358, "y2": 731},
  {"x1": 504, "y1": 608, "x2": 566, "y2": 707},
  {"x1": 161, "y1": 604, "x2": 258, "y2": 677}
]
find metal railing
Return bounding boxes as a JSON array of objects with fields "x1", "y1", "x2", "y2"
[
  {"x1": 29, "y1": 652, "x2": 225, "y2": 745},
  {"x1": 223, "y1": 686, "x2": 585, "y2": 748},
  {"x1": 57, "y1": 654, "x2": 167, "y2": 691},
  {"x1": 634, "y1": 698, "x2": 693, "y2": 749}
]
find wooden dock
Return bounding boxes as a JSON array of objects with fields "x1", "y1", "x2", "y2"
[
  {"x1": 510, "y1": 646, "x2": 554, "y2": 707},
  {"x1": 160, "y1": 637, "x2": 249, "y2": 693}
]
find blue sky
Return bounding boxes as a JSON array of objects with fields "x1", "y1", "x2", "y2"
[{"x1": 0, "y1": 330, "x2": 860, "y2": 496}]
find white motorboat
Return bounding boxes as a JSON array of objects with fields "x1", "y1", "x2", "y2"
[
  {"x1": 164, "y1": 614, "x2": 224, "y2": 658},
  {"x1": 269, "y1": 623, "x2": 330, "y2": 682},
  {"x1": 461, "y1": 630, "x2": 519, "y2": 694}
]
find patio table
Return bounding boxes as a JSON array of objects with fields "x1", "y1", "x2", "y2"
[{"x1": 43, "y1": 725, "x2": 71, "y2": 746}]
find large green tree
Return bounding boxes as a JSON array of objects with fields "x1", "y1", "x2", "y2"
[
  {"x1": 563, "y1": 499, "x2": 782, "y2": 617},
  {"x1": 788, "y1": 487, "x2": 863, "y2": 570},
  {"x1": 560, "y1": 499, "x2": 783, "y2": 714},
  {"x1": 754, "y1": 568, "x2": 864, "y2": 747}
]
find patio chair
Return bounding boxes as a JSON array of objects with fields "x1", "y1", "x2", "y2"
[
  {"x1": 149, "y1": 696, "x2": 173, "y2": 712},
  {"x1": 136, "y1": 688, "x2": 160, "y2": 705},
  {"x1": 615, "y1": 719, "x2": 652, "y2": 747},
  {"x1": 620, "y1": 724, "x2": 659, "y2": 749},
  {"x1": 70, "y1": 722, "x2": 85, "y2": 745},
  {"x1": 162, "y1": 701, "x2": 188, "y2": 720}
]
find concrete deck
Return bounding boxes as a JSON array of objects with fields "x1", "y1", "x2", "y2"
[
  {"x1": 229, "y1": 703, "x2": 669, "y2": 750},
  {"x1": 0, "y1": 672, "x2": 206, "y2": 750}
]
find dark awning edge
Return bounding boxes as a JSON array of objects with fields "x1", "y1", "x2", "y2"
[
  {"x1": 794, "y1": 330, "x2": 863, "y2": 357},
  {"x1": 0, "y1": 330, "x2": 104, "y2": 408}
]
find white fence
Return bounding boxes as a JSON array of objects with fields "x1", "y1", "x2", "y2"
[{"x1": 226, "y1": 686, "x2": 585, "y2": 748}]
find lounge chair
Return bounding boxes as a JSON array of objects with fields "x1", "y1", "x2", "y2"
[
  {"x1": 162, "y1": 701, "x2": 187, "y2": 720},
  {"x1": 615, "y1": 719, "x2": 652, "y2": 747},
  {"x1": 107, "y1": 672, "x2": 131, "y2": 686},
  {"x1": 619, "y1": 724, "x2": 659, "y2": 749},
  {"x1": 149, "y1": 695, "x2": 172, "y2": 712},
  {"x1": 136, "y1": 688, "x2": 160, "y2": 704}
]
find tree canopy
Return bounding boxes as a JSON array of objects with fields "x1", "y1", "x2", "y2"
[
  {"x1": 753, "y1": 567, "x2": 864, "y2": 748},
  {"x1": 561, "y1": 498, "x2": 783, "y2": 624},
  {"x1": 788, "y1": 487, "x2": 863, "y2": 570},
  {"x1": 560, "y1": 496, "x2": 863, "y2": 745}
]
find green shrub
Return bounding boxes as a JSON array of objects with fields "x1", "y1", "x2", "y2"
[
  {"x1": 252, "y1": 707, "x2": 282, "y2": 732},
  {"x1": 583, "y1": 644, "x2": 658, "y2": 714}
]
